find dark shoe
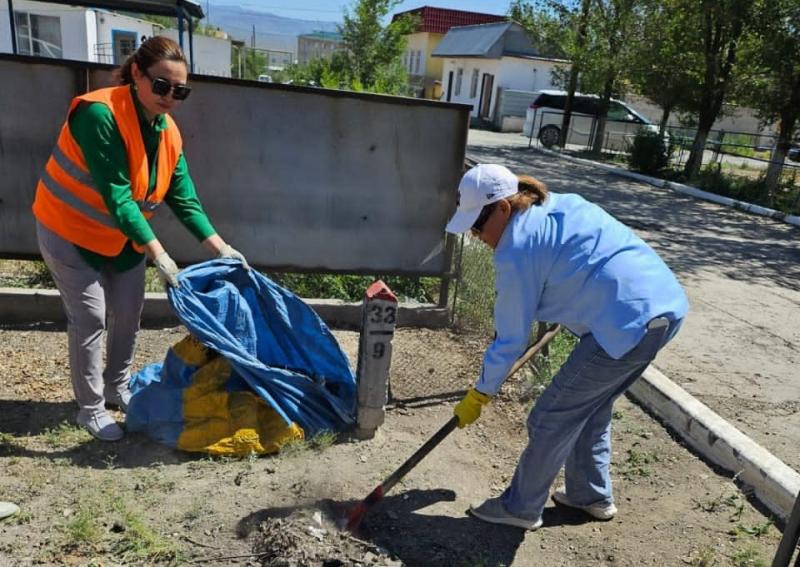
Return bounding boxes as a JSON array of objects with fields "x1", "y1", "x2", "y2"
[
  {"x1": 77, "y1": 409, "x2": 124, "y2": 441},
  {"x1": 552, "y1": 487, "x2": 617, "y2": 520},
  {"x1": 469, "y1": 497, "x2": 542, "y2": 530}
]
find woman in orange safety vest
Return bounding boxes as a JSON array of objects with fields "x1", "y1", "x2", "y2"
[{"x1": 32, "y1": 37, "x2": 247, "y2": 441}]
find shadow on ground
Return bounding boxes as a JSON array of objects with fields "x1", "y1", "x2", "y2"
[
  {"x1": 237, "y1": 488, "x2": 596, "y2": 566},
  {"x1": 467, "y1": 144, "x2": 800, "y2": 292},
  {"x1": 0, "y1": 399, "x2": 197, "y2": 469}
]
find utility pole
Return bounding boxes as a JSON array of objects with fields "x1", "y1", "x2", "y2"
[{"x1": 251, "y1": 24, "x2": 256, "y2": 79}]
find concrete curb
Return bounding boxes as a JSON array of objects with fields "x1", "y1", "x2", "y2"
[
  {"x1": 629, "y1": 366, "x2": 800, "y2": 522},
  {"x1": 0, "y1": 287, "x2": 449, "y2": 329},
  {"x1": 533, "y1": 146, "x2": 800, "y2": 228}
]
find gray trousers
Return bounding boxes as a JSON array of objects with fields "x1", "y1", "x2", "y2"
[{"x1": 37, "y1": 222, "x2": 145, "y2": 413}]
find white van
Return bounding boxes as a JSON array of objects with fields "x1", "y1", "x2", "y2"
[{"x1": 523, "y1": 90, "x2": 661, "y2": 151}]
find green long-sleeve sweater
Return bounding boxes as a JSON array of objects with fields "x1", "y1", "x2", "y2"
[{"x1": 68, "y1": 84, "x2": 216, "y2": 271}]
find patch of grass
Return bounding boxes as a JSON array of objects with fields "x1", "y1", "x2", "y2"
[
  {"x1": 690, "y1": 546, "x2": 717, "y2": 567},
  {"x1": 180, "y1": 497, "x2": 207, "y2": 526},
  {"x1": 308, "y1": 430, "x2": 338, "y2": 450},
  {"x1": 731, "y1": 544, "x2": 768, "y2": 567},
  {"x1": 453, "y1": 238, "x2": 495, "y2": 333},
  {"x1": 109, "y1": 495, "x2": 182, "y2": 563},
  {"x1": 64, "y1": 506, "x2": 103, "y2": 549},
  {"x1": 42, "y1": 422, "x2": 92, "y2": 448},
  {"x1": 0, "y1": 432, "x2": 23, "y2": 453},
  {"x1": 729, "y1": 519, "x2": 773, "y2": 539},
  {"x1": 12, "y1": 509, "x2": 33, "y2": 525},
  {"x1": 0, "y1": 260, "x2": 55, "y2": 288},
  {"x1": 280, "y1": 431, "x2": 338, "y2": 457},
  {"x1": 618, "y1": 445, "x2": 659, "y2": 479}
]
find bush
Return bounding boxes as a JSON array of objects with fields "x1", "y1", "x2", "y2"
[
  {"x1": 693, "y1": 163, "x2": 769, "y2": 206},
  {"x1": 627, "y1": 129, "x2": 672, "y2": 175}
]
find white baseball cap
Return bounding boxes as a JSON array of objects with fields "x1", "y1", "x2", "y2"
[{"x1": 445, "y1": 164, "x2": 519, "y2": 234}]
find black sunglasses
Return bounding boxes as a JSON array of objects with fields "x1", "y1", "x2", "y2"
[
  {"x1": 470, "y1": 203, "x2": 496, "y2": 235},
  {"x1": 143, "y1": 69, "x2": 192, "y2": 101}
]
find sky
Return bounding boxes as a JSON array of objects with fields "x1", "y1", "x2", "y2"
[{"x1": 206, "y1": 1, "x2": 513, "y2": 23}]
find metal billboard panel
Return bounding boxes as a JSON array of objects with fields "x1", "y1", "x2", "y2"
[{"x1": 0, "y1": 56, "x2": 469, "y2": 276}]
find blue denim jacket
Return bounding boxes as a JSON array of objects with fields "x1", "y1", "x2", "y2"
[{"x1": 476, "y1": 193, "x2": 689, "y2": 395}]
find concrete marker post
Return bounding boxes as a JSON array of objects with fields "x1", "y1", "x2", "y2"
[{"x1": 354, "y1": 280, "x2": 398, "y2": 439}]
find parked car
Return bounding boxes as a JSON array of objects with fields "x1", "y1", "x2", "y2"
[
  {"x1": 523, "y1": 90, "x2": 663, "y2": 151},
  {"x1": 789, "y1": 144, "x2": 800, "y2": 162}
]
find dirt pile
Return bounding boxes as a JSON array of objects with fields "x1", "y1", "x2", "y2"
[{"x1": 252, "y1": 509, "x2": 402, "y2": 567}]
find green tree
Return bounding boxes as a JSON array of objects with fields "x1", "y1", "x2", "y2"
[
  {"x1": 580, "y1": 0, "x2": 642, "y2": 156},
  {"x1": 230, "y1": 46, "x2": 267, "y2": 81},
  {"x1": 736, "y1": 0, "x2": 800, "y2": 198},
  {"x1": 680, "y1": 0, "x2": 754, "y2": 179},
  {"x1": 627, "y1": 0, "x2": 699, "y2": 136},
  {"x1": 510, "y1": 0, "x2": 584, "y2": 148},
  {"x1": 337, "y1": 0, "x2": 417, "y2": 94}
]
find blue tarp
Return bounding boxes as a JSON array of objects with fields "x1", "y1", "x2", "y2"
[{"x1": 127, "y1": 260, "x2": 356, "y2": 444}]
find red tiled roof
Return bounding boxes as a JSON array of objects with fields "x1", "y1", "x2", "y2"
[{"x1": 392, "y1": 6, "x2": 507, "y2": 35}]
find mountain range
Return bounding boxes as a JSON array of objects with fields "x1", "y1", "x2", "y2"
[{"x1": 204, "y1": 3, "x2": 340, "y2": 54}]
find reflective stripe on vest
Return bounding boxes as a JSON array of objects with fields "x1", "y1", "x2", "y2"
[
  {"x1": 51, "y1": 144, "x2": 96, "y2": 189},
  {"x1": 42, "y1": 161, "x2": 161, "y2": 221},
  {"x1": 39, "y1": 169, "x2": 117, "y2": 228}
]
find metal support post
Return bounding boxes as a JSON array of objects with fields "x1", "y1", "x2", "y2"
[
  {"x1": 772, "y1": 490, "x2": 800, "y2": 567},
  {"x1": 354, "y1": 280, "x2": 398, "y2": 440},
  {"x1": 8, "y1": 0, "x2": 18, "y2": 54},
  {"x1": 187, "y1": 14, "x2": 195, "y2": 73}
]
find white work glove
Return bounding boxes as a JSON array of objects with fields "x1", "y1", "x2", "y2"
[
  {"x1": 153, "y1": 251, "x2": 180, "y2": 288},
  {"x1": 218, "y1": 244, "x2": 250, "y2": 270}
]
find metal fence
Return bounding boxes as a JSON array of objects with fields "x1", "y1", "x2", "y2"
[{"x1": 525, "y1": 109, "x2": 800, "y2": 177}]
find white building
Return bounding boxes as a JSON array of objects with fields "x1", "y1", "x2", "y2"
[
  {"x1": 432, "y1": 21, "x2": 567, "y2": 125},
  {"x1": 0, "y1": 0, "x2": 231, "y2": 76}
]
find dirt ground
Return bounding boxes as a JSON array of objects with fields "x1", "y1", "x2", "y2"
[{"x1": 0, "y1": 323, "x2": 784, "y2": 566}]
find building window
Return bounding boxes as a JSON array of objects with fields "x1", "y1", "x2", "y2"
[
  {"x1": 455, "y1": 67, "x2": 464, "y2": 96},
  {"x1": 14, "y1": 12, "x2": 62, "y2": 58},
  {"x1": 414, "y1": 50, "x2": 421, "y2": 74},
  {"x1": 469, "y1": 69, "x2": 479, "y2": 98}
]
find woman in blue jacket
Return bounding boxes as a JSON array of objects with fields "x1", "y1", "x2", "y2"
[{"x1": 449, "y1": 164, "x2": 688, "y2": 530}]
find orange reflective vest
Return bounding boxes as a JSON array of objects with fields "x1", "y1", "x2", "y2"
[{"x1": 32, "y1": 86, "x2": 182, "y2": 256}]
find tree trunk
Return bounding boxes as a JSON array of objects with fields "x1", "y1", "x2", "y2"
[
  {"x1": 658, "y1": 104, "x2": 673, "y2": 137},
  {"x1": 591, "y1": 76, "x2": 614, "y2": 156},
  {"x1": 559, "y1": 68, "x2": 579, "y2": 148},
  {"x1": 684, "y1": 129, "x2": 709, "y2": 180},
  {"x1": 764, "y1": 116, "x2": 794, "y2": 202},
  {"x1": 559, "y1": 0, "x2": 591, "y2": 148}
]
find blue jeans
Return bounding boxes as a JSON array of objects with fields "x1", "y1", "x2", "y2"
[{"x1": 501, "y1": 317, "x2": 682, "y2": 520}]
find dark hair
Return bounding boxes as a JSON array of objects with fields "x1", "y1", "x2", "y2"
[{"x1": 116, "y1": 36, "x2": 187, "y2": 85}]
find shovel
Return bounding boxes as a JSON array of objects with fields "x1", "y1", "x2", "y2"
[{"x1": 344, "y1": 323, "x2": 561, "y2": 531}]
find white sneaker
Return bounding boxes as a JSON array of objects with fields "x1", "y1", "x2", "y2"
[
  {"x1": 104, "y1": 387, "x2": 132, "y2": 413},
  {"x1": 552, "y1": 488, "x2": 617, "y2": 520},
  {"x1": 469, "y1": 497, "x2": 543, "y2": 530},
  {"x1": 77, "y1": 409, "x2": 124, "y2": 442},
  {"x1": 0, "y1": 502, "x2": 19, "y2": 520}
]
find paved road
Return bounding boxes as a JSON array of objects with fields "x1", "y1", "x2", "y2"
[{"x1": 467, "y1": 129, "x2": 800, "y2": 473}]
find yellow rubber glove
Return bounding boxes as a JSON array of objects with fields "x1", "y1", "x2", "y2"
[{"x1": 454, "y1": 388, "x2": 492, "y2": 428}]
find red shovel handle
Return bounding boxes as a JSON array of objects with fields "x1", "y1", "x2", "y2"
[{"x1": 346, "y1": 416, "x2": 458, "y2": 530}]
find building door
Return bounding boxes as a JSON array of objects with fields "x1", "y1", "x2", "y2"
[
  {"x1": 446, "y1": 71, "x2": 454, "y2": 102},
  {"x1": 112, "y1": 31, "x2": 137, "y2": 64},
  {"x1": 479, "y1": 74, "x2": 494, "y2": 118}
]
